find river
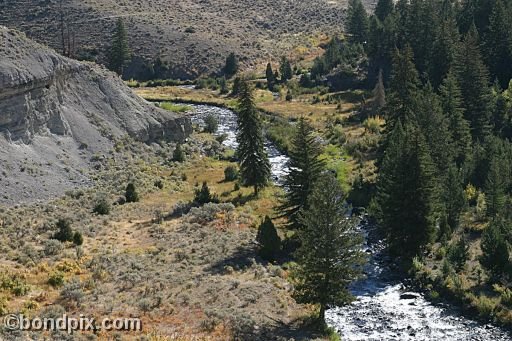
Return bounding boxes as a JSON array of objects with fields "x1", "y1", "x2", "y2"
[{"x1": 189, "y1": 104, "x2": 511, "y2": 341}]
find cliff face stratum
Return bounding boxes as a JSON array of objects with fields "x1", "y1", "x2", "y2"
[{"x1": 0, "y1": 27, "x2": 191, "y2": 204}]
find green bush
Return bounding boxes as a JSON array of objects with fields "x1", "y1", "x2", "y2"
[
  {"x1": 194, "y1": 182, "x2": 219, "y2": 206},
  {"x1": 204, "y1": 114, "x2": 219, "y2": 134},
  {"x1": 53, "y1": 218, "x2": 73, "y2": 242},
  {"x1": 363, "y1": 116, "x2": 384, "y2": 134},
  {"x1": 224, "y1": 166, "x2": 239, "y2": 181},
  {"x1": 265, "y1": 119, "x2": 295, "y2": 154},
  {"x1": 125, "y1": 183, "x2": 139, "y2": 203},
  {"x1": 43, "y1": 240, "x2": 63, "y2": 256},
  {"x1": 1, "y1": 274, "x2": 30, "y2": 296},
  {"x1": 173, "y1": 144, "x2": 186, "y2": 162},
  {"x1": 466, "y1": 293, "x2": 497, "y2": 318},
  {"x1": 154, "y1": 179, "x2": 164, "y2": 189},
  {"x1": 447, "y1": 236, "x2": 469, "y2": 272},
  {"x1": 93, "y1": 195, "x2": 111, "y2": 215},
  {"x1": 48, "y1": 272, "x2": 65, "y2": 288},
  {"x1": 73, "y1": 232, "x2": 84, "y2": 246}
]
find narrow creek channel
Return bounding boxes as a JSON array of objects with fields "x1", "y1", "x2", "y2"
[{"x1": 188, "y1": 104, "x2": 511, "y2": 341}]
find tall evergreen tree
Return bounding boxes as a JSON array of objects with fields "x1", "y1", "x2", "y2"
[
  {"x1": 265, "y1": 63, "x2": 276, "y2": 90},
  {"x1": 280, "y1": 57, "x2": 293, "y2": 82},
  {"x1": 375, "y1": 0, "x2": 394, "y2": 21},
  {"x1": 279, "y1": 118, "x2": 325, "y2": 229},
  {"x1": 492, "y1": 82, "x2": 511, "y2": 137},
  {"x1": 376, "y1": 121, "x2": 439, "y2": 258},
  {"x1": 224, "y1": 53, "x2": 239, "y2": 78},
  {"x1": 485, "y1": 156, "x2": 507, "y2": 217},
  {"x1": 454, "y1": 24, "x2": 493, "y2": 141},
  {"x1": 403, "y1": 0, "x2": 439, "y2": 76},
  {"x1": 125, "y1": 183, "x2": 139, "y2": 203},
  {"x1": 444, "y1": 165, "x2": 465, "y2": 231},
  {"x1": 367, "y1": 15, "x2": 397, "y2": 80},
  {"x1": 430, "y1": 14, "x2": 460, "y2": 88},
  {"x1": 108, "y1": 18, "x2": 130, "y2": 75},
  {"x1": 480, "y1": 219, "x2": 511, "y2": 281},
  {"x1": 236, "y1": 80, "x2": 271, "y2": 195},
  {"x1": 415, "y1": 83, "x2": 454, "y2": 176},
  {"x1": 293, "y1": 173, "x2": 366, "y2": 323},
  {"x1": 384, "y1": 46, "x2": 420, "y2": 132},
  {"x1": 484, "y1": 0, "x2": 512, "y2": 88},
  {"x1": 439, "y1": 72, "x2": 472, "y2": 166},
  {"x1": 347, "y1": 0, "x2": 369, "y2": 45},
  {"x1": 372, "y1": 69, "x2": 386, "y2": 113}
]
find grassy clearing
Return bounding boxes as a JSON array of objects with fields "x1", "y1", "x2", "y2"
[{"x1": 159, "y1": 102, "x2": 192, "y2": 113}]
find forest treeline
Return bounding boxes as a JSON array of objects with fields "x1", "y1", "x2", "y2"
[{"x1": 342, "y1": 0, "x2": 512, "y2": 284}]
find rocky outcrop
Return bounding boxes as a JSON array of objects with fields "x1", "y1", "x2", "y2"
[{"x1": 0, "y1": 27, "x2": 192, "y2": 204}]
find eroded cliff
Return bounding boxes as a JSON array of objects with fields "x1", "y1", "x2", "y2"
[{"x1": 0, "y1": 27, "x2": 192, "y2": 204}]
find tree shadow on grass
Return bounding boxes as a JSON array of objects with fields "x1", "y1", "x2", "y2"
[
  {"x1": 205, "y1": 244, "x2": 257, "y2": 274},
  {"x1": 230, "y1": 192, "x2": 257, "y2": 206},
  {"x1": 253, "y1": 318, "x2": 327, "y2": 341}
]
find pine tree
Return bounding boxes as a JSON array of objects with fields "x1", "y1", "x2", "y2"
[
  {"x1": 125, "y1": 183, "x2": 139, "y2": 203},
  {"x1": 53, "y1": 218, "x2": 74, "y2": 242},
  {"x1": 454, "y1": 24, "x2": 493, "y2": 141},
  {"x1": 194, "y1": 182, "x2": 217, "y2": 205},
  {"x1": 73, "y1": 232, "x2": 84, "y2": 246},
  {"x1": 224, "y1": 53, "x2": 238, "y2": 78},
  {"x1": 439, "y1": 72, "x2": 472, "y2": 166},
  {"x1": 367, "y1": 15, "x2": 396, "y2": 80},
  {"x1": 384, "y1": 45, "x2": 420, "y2": 132},
  {"x1": 108, "y1": 18, "x2": 130, "y2": 75},
  {"x1": 483, "y1": 0, "x2": 512, "y2": 88},
  {"x1": 444, "y1": 165, "x2": 465, "y2": 231},
  {"x1": 372, "y1": 69, "x2": 386, "y2": 113},
  {"x1": 415, "y1": 83, "x2": 454, "y2": 176},
  {"x1": 492, "y1": 81, "x2": 509, "y2": 137},
  {"x1": 430, "y1": 14, "x2": 460, "y2": 88},
  {"x1": 293, "y1": 173, "x2": 366, "y2": 323},
  {"x1": 256, "y1": 216, "x2": 281, "y2": 261},
  {"x1": 480, "y1": 219, "x2": 511, "y2": 281},
  {"x1": 280, "y1": 57, "x2": 293, "y2": 82},
  {"x1": 447, "y1": 235, "x2": 469, "y2": 272},
  {"x1": 279, "y1": 118, "x2": 325, "y2": 229},
  {"x1": 375, "y1": 0, "x2": 394, "y2": 21},
  {"x1": 376, "y1": 121, "x2": 439, "y2": 258},
  {"x1": 231, "y1": 77, "x2": 242, "y2": 97},
  {"x1": 236, "y1": 80, "x2": 271, "y2": 195},
  {"x1": 485, "y1": 157, "x2": 506, "y2": 217},
  {"x1": 265, "y1": 63, "x2": 275, "y2": 90},
  {"x1": 403, "y1": 0, "x2": 439, "y2": 76},
  {"x1": 347, "y1": 0, "x2": 369, "y2": 45}
]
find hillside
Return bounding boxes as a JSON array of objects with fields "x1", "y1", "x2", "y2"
[
  {"x1": 0, "y1": 0, "x2": 375, "y2": 79},
  {"x1": 0, "y1": 27, "x2": 191, "y2": 204}
]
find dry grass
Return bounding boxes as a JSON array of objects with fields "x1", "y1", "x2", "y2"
[
  {"x1": 0, "y1": 0, "x2": 369, "y2": 78},
  {"x1": 0, "y1": 130, "x2": 323, "y2": 340}
]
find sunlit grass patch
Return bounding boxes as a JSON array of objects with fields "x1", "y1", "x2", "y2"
[{"x1": 159, "y1": 102, "x2": 192, "y2": 113}]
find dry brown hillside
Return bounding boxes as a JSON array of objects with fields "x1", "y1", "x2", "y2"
[{"x1": 0, "y1": 0, "x2": 376, "y2": 79}]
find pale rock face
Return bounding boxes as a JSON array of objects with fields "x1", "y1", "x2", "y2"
[{"x1": 0, "y1": 27, "x2": 192, "y2": 204}]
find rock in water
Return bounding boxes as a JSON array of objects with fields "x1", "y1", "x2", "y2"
[
  {"x1": 400, "y1": 292, "x2": 420, "y2": 300},
  {"x1": 0, "y1": 27, "x2": 192, "y2": 204}
]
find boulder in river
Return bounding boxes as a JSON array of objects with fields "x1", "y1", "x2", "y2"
[{"x1": 400, "y1": 292, "x2": 420, "y2": 300}]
